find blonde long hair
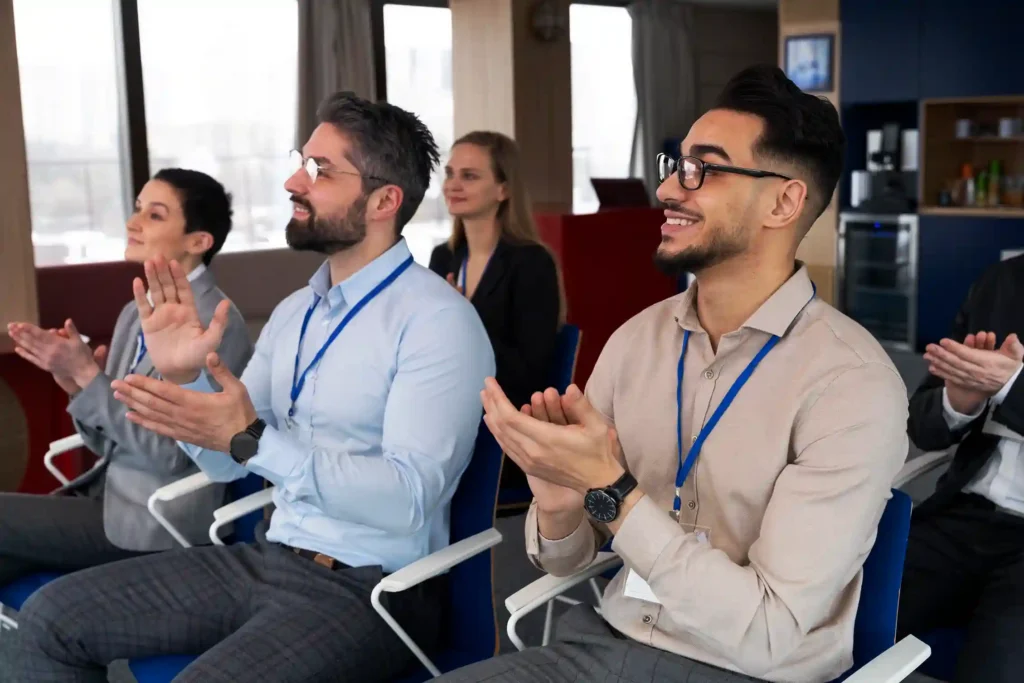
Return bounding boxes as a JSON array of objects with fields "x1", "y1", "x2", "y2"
[{"x1": 447, "y1": 131, "x2": 567, "y2": 323}]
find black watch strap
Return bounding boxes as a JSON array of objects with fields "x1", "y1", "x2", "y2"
[
  {"x1": 229, "y1": 418, "x2": 266, "y2": 464},
  {"x1": 605, "y1": 470, "x2": 638, "y2": 503},
  {"x1": 245, "y1": 418, "x2": 267, "y2": 440}
]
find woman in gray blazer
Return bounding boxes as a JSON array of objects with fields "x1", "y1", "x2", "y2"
[{"x1": 3, "y1": 169, "x2": 253, "y2": 585}]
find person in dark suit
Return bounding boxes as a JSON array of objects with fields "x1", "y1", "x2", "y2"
[
  {"x1": 897, "y1": 254, "x2": 1024, "y2": 683},
  {"x1": 429, "y1": 131, "x2": 564, "y2": 510},
  {"x1": 2, "y1": 169, "x2": 252, "y2": 586},
  {"x1": 429, "y1": 131, "x2": 564, "y2": 411}
]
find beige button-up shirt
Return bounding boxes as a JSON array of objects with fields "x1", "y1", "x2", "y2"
[{"x1": 525, "y1": 265, "x2": 909, "y2": 682}]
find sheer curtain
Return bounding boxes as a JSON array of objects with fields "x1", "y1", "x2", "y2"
[
  {"x1": 295, "y1": 0, "x2": 377, "y2": 146},
  {"x1": 628, "y1": 0, "x2": 697, "y2": 199}
]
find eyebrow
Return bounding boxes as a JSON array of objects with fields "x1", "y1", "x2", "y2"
[
  {"x1": 686, "y1": 143, "x2": 732, "y2": 163},
  {"x1": 309, "y1": 155, "x2": 336, "y2": 168},
  {"x1": 136, "y1": 201, "x2": 170, "y2": 212}
]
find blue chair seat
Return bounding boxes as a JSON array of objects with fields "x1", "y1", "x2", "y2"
[
  {"x1": 128, "y1": 655, "x2": 199, "y2": 683},
  {"x1": 0, "y1": 572, "x2": 65, "y2": 611},
  {"x1": 918, "y1": 627, "x2": 965, "y2": 680}
]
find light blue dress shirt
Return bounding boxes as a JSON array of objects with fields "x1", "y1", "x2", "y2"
[{"x1": 179, "y1": 239, "x2": 495, "y2": 572}]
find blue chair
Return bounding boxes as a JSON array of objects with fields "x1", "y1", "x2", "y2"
[
  {"x1": 129, "y1": 422, "x2": 505, "y2": 681},
  {"x1": 506, "y1": 489, "x2": 931, "y2": 682},
  {"x1": 496, "y1": 323, "x2": 582, "y2": 512},
  {"x1": 0, "y1": 447, "x2": 264, "y2": 634},
  {"x1": 893, "y1": 449, "x2": 964, "y2": 682}
]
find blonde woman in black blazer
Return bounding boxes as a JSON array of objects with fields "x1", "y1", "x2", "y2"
[{"x1": 429, "y1": 132, "x2": 564, "y2": 497}]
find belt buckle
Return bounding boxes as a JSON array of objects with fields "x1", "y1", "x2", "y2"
[{"x1": 313, "y1": 553, "x2": 336, "y2": 569}]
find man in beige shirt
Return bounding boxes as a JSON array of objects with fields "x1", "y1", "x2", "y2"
[{"x1": 439, "y1": 65, "x2": 909, "y2": 683}]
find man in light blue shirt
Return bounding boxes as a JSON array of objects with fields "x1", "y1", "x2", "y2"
[{"x1": 6, "y1": 93, "x2": 495, "y2": 683}]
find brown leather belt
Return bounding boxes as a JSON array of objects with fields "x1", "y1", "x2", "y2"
[{"x1": 288, "y1": 546, "x2": 347, "y2": 570}]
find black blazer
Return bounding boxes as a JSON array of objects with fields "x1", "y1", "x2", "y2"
[
  {"x1": 910, "y1": 255, "x2": 1024, "y2": 516},
  {"x1": 430, "y1": 239, "x2": 561, "y2": 410}
]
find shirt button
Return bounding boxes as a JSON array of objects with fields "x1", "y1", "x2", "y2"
[
  {"x1": 704, "y1": 368, "x2": 715, "y2": 380},
  {"x1": 642, "y1": 615, "x2": 653, "y2": 625},
  {"x1": 690, "y1": 435, "x2": 697, "y2": 444},
  {"x1": 321, "y1": 319, "x2": 330, "y2": 327},
  {"x1": 687, "y1": 500, "x2": 696, "y2": 510}
]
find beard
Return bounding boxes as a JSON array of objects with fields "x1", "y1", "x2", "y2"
[
  {"x1": 286, "y1": 193, "x2": 369, "y2": 255},
  {"x1": 652, "y1": 204, "x2": 749, "y2": 277}
]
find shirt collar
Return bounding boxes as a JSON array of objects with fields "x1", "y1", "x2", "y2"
[
  {"x1": 676, "y1": 262, "x2": 816, "y2": 339},
  {"x1": 308, "y1": 239, "x2": 413, "y2": 309}
]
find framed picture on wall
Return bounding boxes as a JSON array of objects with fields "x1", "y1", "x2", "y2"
[{"x1": 784, "y1": 33, "x2": 834, "y2": 93}]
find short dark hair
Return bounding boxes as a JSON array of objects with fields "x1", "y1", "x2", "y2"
[
  {"x1": 153, "y1": 168, "x2": 233, "y2": 265},
  {"x1": 316, "y1": 92, "x2": 440, "y2": 234},
  {"x1": 713, "y1": 65, "x2": 845, "y2": 224}
]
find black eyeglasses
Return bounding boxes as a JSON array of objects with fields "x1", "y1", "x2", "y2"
[{"x1": 656, "y1": 153, "x2": 793, "y2": 191}]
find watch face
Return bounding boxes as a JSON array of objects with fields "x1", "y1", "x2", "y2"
[
  {"x1": 584, "y1": 489, "x2": 618, "y2": 524},
  {"x1": 229, "y1": 432, "x2": 259, "y2": 464}
]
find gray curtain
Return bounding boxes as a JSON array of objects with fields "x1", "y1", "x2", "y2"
[
  {"x1": 628, "y1": 0, "x2": 697, "y2": 200},
  {"x1": 296, "y1": 0, "x2": 377, "y2": 146}
]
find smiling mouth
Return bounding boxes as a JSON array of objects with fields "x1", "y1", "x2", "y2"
[{"x1": 665, "y1": 216, "x2": 700, "y2": 226}]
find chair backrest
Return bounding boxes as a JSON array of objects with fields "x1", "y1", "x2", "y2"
[
  {"x1": 226, "y1": 473, "x2": 267, "y2": 543},
  {"x1": 552, "y1": 324, "x2": 582, "y2": 394},
  {"x1": 444, "y1": 423, "x2": 504, "y2": 661},
  {"x1": 843, "y1": 489, "x2": 913, "y2": 679}
]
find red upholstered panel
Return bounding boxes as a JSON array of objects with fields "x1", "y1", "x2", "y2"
[
  {"x1": 0, "y1": 261, "x2": 136, "y2": 493},
  {"x1": 537, "y1": 208, "x2": 676, "y2": 389}
]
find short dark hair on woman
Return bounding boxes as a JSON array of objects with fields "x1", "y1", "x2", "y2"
[{"x1": 153, "y1": 168, "x2": 233, "y2": 265}]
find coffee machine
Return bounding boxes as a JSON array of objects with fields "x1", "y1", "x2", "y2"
[{"x1": 851, "y1": 122, "x2": 919, "y2": 213}]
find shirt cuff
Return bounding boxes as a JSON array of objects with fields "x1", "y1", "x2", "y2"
[
  {"x1": 942, "y1": 386, "x2": 986, "y2": 430},
  {"x1": 610, "y1": 494, "x2": 683, "y2": 580},
  {"x1": 524, "y1": 502, "x2": 595, "y2": 573},
  {"x1": 243, "y1": 426, "x2": 303, "y2": 486},
  {"x1": 992, "y1": 363, "x2": 1023, "y2": 407}
]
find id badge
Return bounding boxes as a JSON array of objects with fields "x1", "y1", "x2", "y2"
[{"x1": 624, "y1": 569, "x2": 661, "y2": 603}]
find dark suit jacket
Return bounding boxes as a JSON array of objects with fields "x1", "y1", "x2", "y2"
[
  {"x1": 429, "y1": 239, "x2": 561, "y2": 410},
  {"x1": 910, "y1": 255, "x2": 1024, "y2": 516}
]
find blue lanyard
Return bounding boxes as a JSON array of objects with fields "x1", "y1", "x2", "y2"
[
  {"x1": 289, "y1": 255, "x2": 414, "y2": 418},
  {"x1": 129, "y1": 332, "x2": 147, "y2": 374},
  {"x1": 672, "y1": 285, "x2": 815, "y2": 514},
  {"x1": 458, "y1": 252, "x2": 494, "y2": 294}
]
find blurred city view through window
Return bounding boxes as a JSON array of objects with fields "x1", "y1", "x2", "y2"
[
  {"x1": 15, "y1": 1, "x2": 636, "y2": 267},
  {"x1": 15, "y1": 0, "x2": 297, "y2": 267}
]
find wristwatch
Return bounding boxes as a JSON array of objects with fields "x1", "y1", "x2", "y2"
[
  {"x1": 229, "y1": 418, "x2": 267, "y2": 464},
  {"x1": 583, "y1": 471, "x2": 638, "y2": 524}
]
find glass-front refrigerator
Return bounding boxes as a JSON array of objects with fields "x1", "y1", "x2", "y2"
[{"x1": 836, "y1": 213, "x2": 918, "y2": 350}]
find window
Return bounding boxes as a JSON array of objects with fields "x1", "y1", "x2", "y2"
[
  {"x1": 14, "y1": 0, "x2": 132, "y2": 266},
  {"x1": 570, "y1": 4, "x2": 637, "y2": 214},
  {"x1": 138, "y1": 0, "x2": 298, "y2": 255},
  {"x1": 382, "y1": 4, "x2": 453, "y2": 265}
]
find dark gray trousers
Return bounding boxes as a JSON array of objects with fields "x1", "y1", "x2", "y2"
[
  {"x1": 0, "y1": 490, "x2": 145, "y2": 586},
  {"x1": 3, "y1": 537, "x2": 443, "y2": 682},
  {"x1": 437, "y1": 604, "x2": 761, "y2": 683}
]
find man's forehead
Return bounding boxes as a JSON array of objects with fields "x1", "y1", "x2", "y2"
[
  {"x1": 302, "y1": 123, "x2": 353, "y2": 167},
  {"x1": 681, "y1": 109, "x2": 763, "y2": 162}
]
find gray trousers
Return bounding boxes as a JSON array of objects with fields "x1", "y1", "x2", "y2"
[
  {"x1": 437, "y1": 604, "x2": 761, "y2": 683},
  {"x1": 0, "y1": 490, "x2": 145, "y2": 586},
  {"x1": 3, "y1": 536, "x2": 444, "y2": 682}
]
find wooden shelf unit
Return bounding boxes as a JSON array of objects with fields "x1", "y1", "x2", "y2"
[{"x1": 920, "y1": 96, "x2": 1024, "y2": 218}]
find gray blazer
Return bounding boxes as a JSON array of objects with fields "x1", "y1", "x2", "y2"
[{"x1": 63, "y1": 267, "x2": 253, "y2": 551}]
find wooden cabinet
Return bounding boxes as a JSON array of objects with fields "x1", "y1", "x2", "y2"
[{"x1": 919, "y1": 97, "x2": 1024, "y2": 218}]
